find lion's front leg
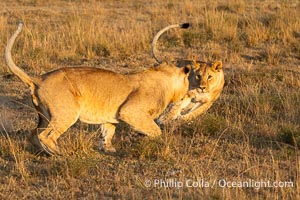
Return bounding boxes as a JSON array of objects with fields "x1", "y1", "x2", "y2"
[
  {"x1": 179, "y1": 101, "x2": 213, "y2": 122},
  {"x1": 99, "y1": 123, "x2": 117, "y2": 153},
  {"x1": 159, "y1": 97, "x2": 192, "y2": 124}
]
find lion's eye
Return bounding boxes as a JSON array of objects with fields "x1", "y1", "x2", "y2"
[
  {"x1": 208, "y1": 75, "x2": 212, "y2": 80},
  {"x1": 196, "y1": 75, "x2": 201, "y2": 80}
]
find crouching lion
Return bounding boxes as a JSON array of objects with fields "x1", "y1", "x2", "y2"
[
  {"x1": 151, "y1": 23, "x2": 225, "y2": 123},
  {"x1": 160, "y1": 60, "x2": 224, "y2": 122},
  {"x1": 5, "y1": 23, "x2": 193, "y2": 155}
]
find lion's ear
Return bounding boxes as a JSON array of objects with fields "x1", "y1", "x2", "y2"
[
  {"x1": 182, "y1": 65, "x2": 191, "y2": 74},
  {"x1": 212, "y1": 61, "x2": 222, "y2": 72}
]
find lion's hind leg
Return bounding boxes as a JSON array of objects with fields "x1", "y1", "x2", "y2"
[
  {"x1": 37, "y1": 123, "x2": 69, "y2": 155},
  {"x1": 37, "y1": 127, "x2": 59, "y2": 155},
  {"x1": 28, "y1": 104, "x2": 51, "y2": 153},
  {"x1": 29, "y1": 114, "x2": 49, "y2": 152},
  {"x1": 37, "y1": 115, "x2": 79, "y2": 155},
  {"x1": 98, "y1": 123, "x2": 116, "y2": 153}
]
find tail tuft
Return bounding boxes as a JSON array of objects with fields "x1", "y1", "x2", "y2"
[
  {"x1": 180, "y1": 23, "x2": 190, "y2": 29},
  {"x1": 152, "y1": 23, "x2": 191, "y2": 63}
]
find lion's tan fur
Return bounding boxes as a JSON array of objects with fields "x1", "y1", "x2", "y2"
[
  {"x1": 159, "y1": 60, "x2": 224, "y2": 122},
  {"x1": 5, "y1": 23, "x2": 191, "y2": 154},
  {"x1": 151, "y1": 23, "x2": 225, "y2": 123}
]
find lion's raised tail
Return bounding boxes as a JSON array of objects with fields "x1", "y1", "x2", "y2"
[
  {"x1": 5, "y1": 22, "x2": 36, "y2": 90},
  {"x1": 152, "y1": 23, "x2": 190, "y2": 63}
]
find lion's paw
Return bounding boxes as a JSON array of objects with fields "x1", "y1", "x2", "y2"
[
  {"x1": 38, "y1": 135, "x2": 61, "y2": 156},
  {"x1": 98, "y1": 143, "x2": 116, "y2": 154}
]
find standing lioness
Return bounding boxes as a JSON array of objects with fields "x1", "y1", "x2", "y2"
[{"x1": 5, "y1": 23, "x2": 192, "y2": 155}]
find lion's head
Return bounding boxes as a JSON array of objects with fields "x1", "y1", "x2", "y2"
[
  {"x1": 191, "y1": 60, "x2": 224, "y2": 95},
  {"x1": 177, "y1": 60, "x2": 224, "y2": 117},
  {"x1": 153, "y1": 23, "x2": 225, "y2": 122}
]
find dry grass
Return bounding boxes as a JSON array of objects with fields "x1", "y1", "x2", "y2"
[{"x1": 0, "y1": 0, "x2": 299, "y2": 199}]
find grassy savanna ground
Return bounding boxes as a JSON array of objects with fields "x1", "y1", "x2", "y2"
[{"x1": 0, "y1": 0, "x2": 300, "y2": 199}]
